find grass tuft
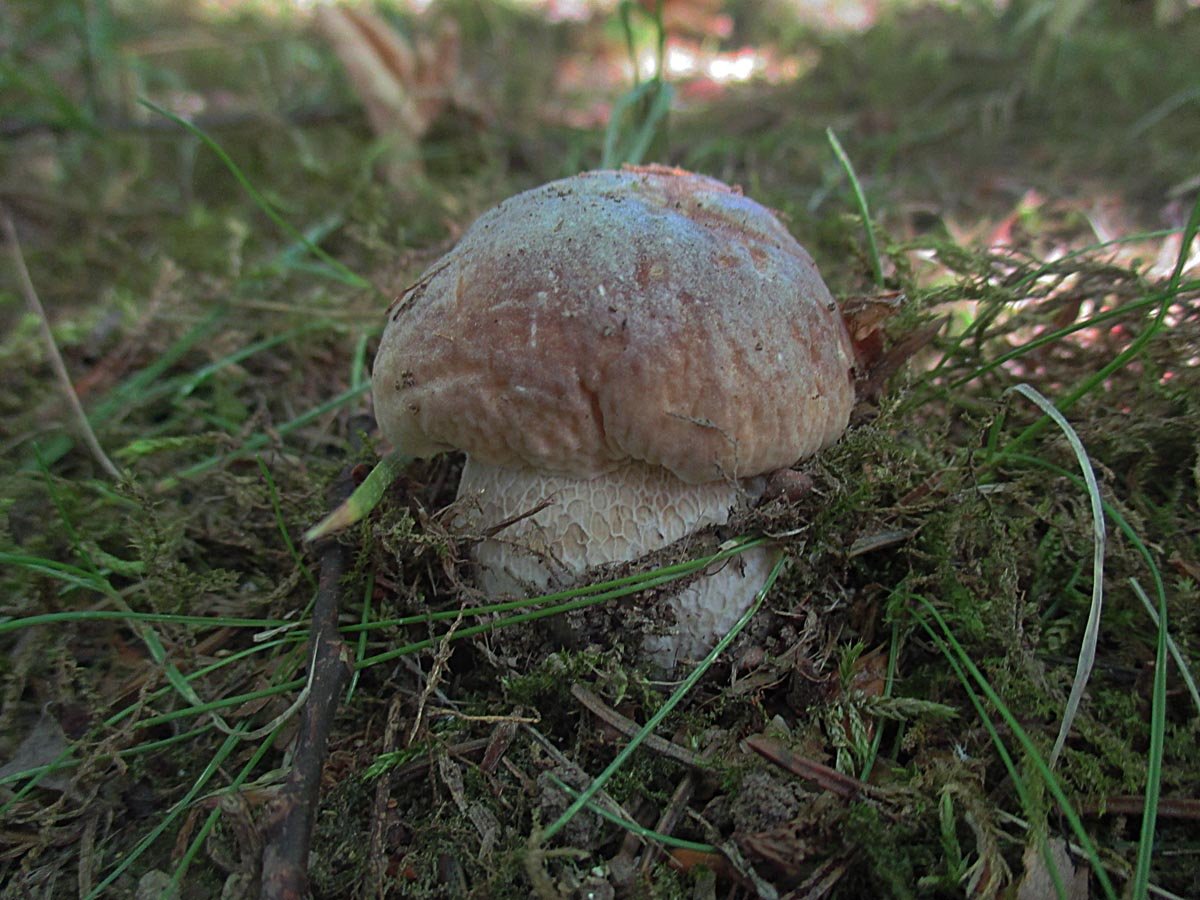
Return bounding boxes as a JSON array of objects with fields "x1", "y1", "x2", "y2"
[{"x1": 2, "y1": 1, "x2": 1198, "y2": 895}]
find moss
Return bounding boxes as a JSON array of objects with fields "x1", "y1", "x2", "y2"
[{"x1": 2, "y1": 0, "x2": 1198, "y2": 895}]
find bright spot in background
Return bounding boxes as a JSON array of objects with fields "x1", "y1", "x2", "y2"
[{"x1": 640, "y1": 44, "x2": 789, "y2": 84}]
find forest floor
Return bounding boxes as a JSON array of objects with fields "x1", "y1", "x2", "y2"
[{"x1": 1, "y1": 1, "x2": 1198, "y2": 897}]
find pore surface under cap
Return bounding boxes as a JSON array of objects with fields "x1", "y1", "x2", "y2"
[
  {"x1": 456, "y1": 457, "x2": 751, "y2": 588},
  {"x1": 373, "y1": 166, "x2": 855, "y2": 483},
  {"x1": 456, "y1": 456, "x2": 776, "y2": 669}
]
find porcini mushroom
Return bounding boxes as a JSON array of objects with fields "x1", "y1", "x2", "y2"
[{"x1": 372, "y1": 166, "x2": 855, "y2": 669}]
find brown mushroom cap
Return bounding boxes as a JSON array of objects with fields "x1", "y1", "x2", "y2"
[{"x1": 373, "y1": 166, "x2": 855, "y2": 483}]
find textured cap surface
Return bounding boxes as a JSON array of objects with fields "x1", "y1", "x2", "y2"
[{"x1": 373, "y1": 166, "x2": 855, "y2": 483}]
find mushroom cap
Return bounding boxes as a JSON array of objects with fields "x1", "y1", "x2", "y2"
[{"x1": 373, "y1": 166, "x2": 855, "y2": 483}]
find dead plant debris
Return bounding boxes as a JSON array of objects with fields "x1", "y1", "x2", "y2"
[{"x1": 2, "y1": 1, "x2": 1199, "y2": 898}]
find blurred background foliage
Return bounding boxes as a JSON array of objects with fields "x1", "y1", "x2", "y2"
[{"x1": 1, "y1": 0, "x2": 1198, "y2": 897}]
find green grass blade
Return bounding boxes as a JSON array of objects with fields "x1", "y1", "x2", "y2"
[
  {"x1": 85, "y1": 729, "x2": 247, "y2": 899},
  {"x1": 350, "y1": 330, "x2": 370, "y2": 391},
  {"x1": 20, "y1": 306, "x2": 229, "y2": 471},
  {"x1": 34, "y1": 458, "x2": 233, "y2": 721},
  {"x1": 548, "y1": 774, "x2": 717, "y2": 853},
  {"x1": 170, "y1": 723, "x2": 283, "y2": 889},
  {"x1": 915, "y1": 597, "x2": 1117, "y2": 900},
  {"x1": 0, "y1": 552, "x2": 112, "y2": 594},
  {"x1": 1130, "y1": 579, "x2": 1200, "y2": 716},
  {"x1": 158, "y1": 381, "x2": 372, "y2": 489},
  {"x1": 353, "y1": 539, "x2": 768, "y2": 669},
  {"x1": 338, "y1": 537, "x2": 767, "y2": 633},
  {"x1": 345, "y1": 571, "x2": 374, "y2": 704},
  {"x1": 603, "y1": 0, "x2": 671, "y2": 168},
  {"x1": 258, "y1": 212, "x2": 352, "y2": 282},
  {"x1": 914, "y1": 610, "x2": 1069, "y2": 900},
  {"x1": 0, "y1": 58, "x2": 99, "y2": 133},
  {"x1": 602, "y1": 78, "x2": 675, "y2": 169},
  {"x1": 1002, "y1": 452, "x2": 1165, "y2": 606},
  {"x1": 128, "y1": 562, "x2": 734, "y2": 729},
  {"x1": 0, "y1": 607, "x2": 289, "y2": 636},
  {"x1": 948, "y1": 292, "x2": 1162, "y2": 390},
  {"x1": 0, "y1": 638, "x2": 296, "y2": 811},
  {"x1": 926, "y1": 227, "x2": 1188, "y2": 388},
  {"x1": 827, "y1": 128, "x2": 884, "y2": 287},
  {"x1": 859, "y1": 619, "x2": 901, "y2": 782},
  {"x1": 995, "y1": 192, "x2": 1200, "y2": 460},
  {"x1": 541, "y1": 554, "x2": 786, "y2": 843},
  {"x1": 0, "y1": 725, "x2": 213, "y2": 788},
  {"x1": 257, "y1": 456, "x2": 317, "y2": 591},
  {"x1": 138, "y1": 98, "x2": 373, "y2": 291},
  {"x1": 1131, "y1": 582, "x2": 1169, "y2": 899},
  {"x1": 176, "y1": 321, "x2": 329, "y2": 398}
]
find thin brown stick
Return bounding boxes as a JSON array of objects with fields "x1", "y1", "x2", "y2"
[
  {"x1": 1, "y1": 206, "x2": 121, "y2": 478},
  {"x1": 260, "y1": 465, "x2": 358, "y2": 899},
  {"x1": 367, "y1": 696, "x2": 408, "y2": 900},
  {"x1": 481, "y1": 497, "x2": 556, "y2": 538},
  {"x1": 1080, "y1": 795, "x2": 1200, "y2": 820},
  {"x1": 637, "y1": 769, "x2": 700, "y2": 880},
  {"x1": 780, "y1": 856, "x2": 850, "y2": 900},
  {"x1": 743, "y1": 734, "x2": 879, "y2": 800},
  {"x1": 570, "y1": 684, "x2": 707, "y2": 769}
]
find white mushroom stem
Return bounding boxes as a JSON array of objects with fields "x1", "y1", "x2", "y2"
[{"x1": 455, "y1": 456, "x2": 778, "y2": 670}]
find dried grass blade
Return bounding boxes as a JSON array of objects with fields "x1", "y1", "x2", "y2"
[
  {"x1": 2, "y1": 208, "x2": 121, "y2": 478},
  {"x1": 1004, "y1": 383, "x2": 1104, "y2": 769}
]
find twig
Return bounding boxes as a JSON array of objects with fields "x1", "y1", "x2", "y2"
[
  {"x1": 638, "y1": 760, "x2": 709, "y2": 880},
  {"x1": 1, "y1": 206, "x2": 121, "y2": 478},
  {"x1": 1080, "y1": 795, "x2": 1200, "y2": 820},
  {"x1": 408, "y1": 608, "x2": 465, "y2": 746},
  {"x1": 260, "y1": 465, "x2": 358, "y2": 899},
  {"x1": 481, "y1": 497, "x2": 556, "y2": 538},
  {"x1": 780, "y1": 856, "x2": 849, "y2": 899},
  {"x1": 570, "y1": 684, "x2": 707, "y2": 769},
  {"x1": 743, "y1": 734, "x2": 879, "y2": 801},
  {"x1": 367, "y1": 696, "x2": 408, "y2": 899}
]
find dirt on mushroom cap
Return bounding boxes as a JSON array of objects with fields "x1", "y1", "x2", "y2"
[{"x1": 372, "y1": 166, "x2": 856, "y2": 483}]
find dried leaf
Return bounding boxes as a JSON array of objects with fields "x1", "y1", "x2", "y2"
[
  {"x1": 0, "y1": 710, "x2": 71, "y2": 792},
  {"x1": 315, "y1": 6, "x2": 425, "y2": 138},
  {"x1": 314, "y1": 6, "x2": 471, "y2": 187},
  {"x1": 840, "y1": 290, "x2": 905, "y2": 344},
  {"x1": 1016, "y1": 838, "x2": 1088, "y2": 900},
  {"x1": 667, "y1": 847, "x2": 737, "y2": 878}
]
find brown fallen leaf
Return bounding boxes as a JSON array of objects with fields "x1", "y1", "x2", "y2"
[
  {"x1": 1016, "y1": 837, "x2": 1088, "y2": 900},
  {"x1": 838, "y1": 290, "x2": 942, "y2": 404},
  {"x1": 0, "y1": 709, "x2": 72, "y2": 792},
  {"x1": 856, "y1": 315, "x2": 950, "y2": 404},
  {"x1": 840, "y1": 289, "x2": 905, "y2": 345},
  {"x1": 314, "y1": 6, "x2": 475, "y2": 187},
  {"x1": 667, "y1": 847, "x2": 737, "y2": 878}
]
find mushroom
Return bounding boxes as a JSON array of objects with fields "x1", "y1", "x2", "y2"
[{"x1": 372, "y1": 165, "x2": 855, "y2": 669}]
